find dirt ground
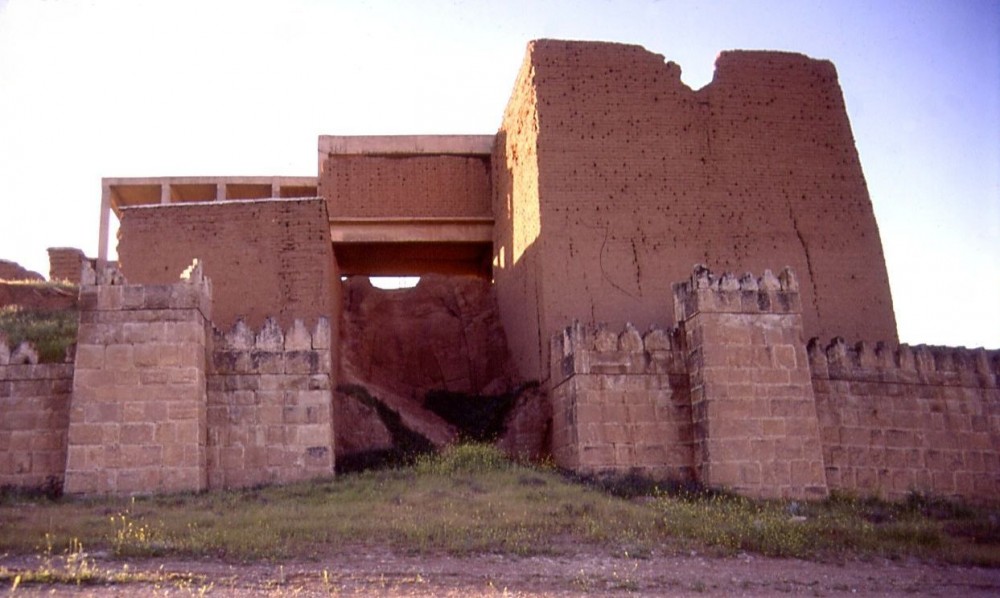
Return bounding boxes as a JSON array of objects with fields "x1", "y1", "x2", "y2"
[{"x1": 3, "y1": 548, "x2": 999, "y2": 597}]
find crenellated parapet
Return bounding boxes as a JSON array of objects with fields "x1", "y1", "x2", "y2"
[
  {"x1": 210, "y1": 316, "x2": 332, "y2": 377},
  {"x1": 79, "y1": 259, "x2": 212, "y2": 321},
  {"x1": 550, "y1": 320, "x2": 685, "y2": 386},
  {"x1": 808, "y1": 338, "x2": 1000, "y2": 389},
  {"x1": 673, "y1": 265, "x2": 801, "y2": 322}
]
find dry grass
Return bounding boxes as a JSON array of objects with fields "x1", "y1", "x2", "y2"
[{"x1": 1, "y1": 445, "x2": 997, "y2": 568}]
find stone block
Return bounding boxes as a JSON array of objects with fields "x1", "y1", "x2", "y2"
[{"x1": 285, "y1": 351, "x2": 319, "y2": 375}]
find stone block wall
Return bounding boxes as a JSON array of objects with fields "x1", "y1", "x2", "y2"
[
  {"x1": 810, "y1": 339, "x2": 1000, "y2": 502},
  {"x1": 675, "y1": 267, "x2": 828, "y2": 499},
  {"x1": 549, "y1": 321, "x2": 693, "y2": 479},
  {"x1": 0, "y1": 340, "x2": 72, "y2": 487},
  {"x1": 64, "y1": 265, "x2": 212, "y2": 495},
  {"x1": 207, "y1": 317, "x2": 334, "y2": 489}
]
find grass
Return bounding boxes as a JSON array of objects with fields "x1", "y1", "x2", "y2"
[
  {"x1": 0, "y1": 444, "x2": 997, "y2": 570},
  {"x1": 0, "y1": 534, "x2": 206, "y2": 591},
  {"x1": 0, "y1": 305, "x2": 78, "y2": 363}
]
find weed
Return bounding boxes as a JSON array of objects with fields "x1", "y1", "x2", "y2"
[
  {"x1": 110, "y1": 499, "x2": 168, "y2": 557},
  {"x1": 414, "y1": 443, "x2": 512, "y2": 475},
  {"x1": 0, "y1": 533, "x2": 199, "y2": 588},
  {"x1": 0, "y1": 306, "x2": 78, "y2": 362},
  {"x1": 0, "y1": 444, "x2": 997, "y2": 566}
]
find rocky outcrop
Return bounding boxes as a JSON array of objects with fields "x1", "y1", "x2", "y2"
[
  {"x1": 341, "y1": 275, "x2": 517, "y2": 399},
  {"x1": 338, "y1": 274, "x2": 525, "y2": 461}
]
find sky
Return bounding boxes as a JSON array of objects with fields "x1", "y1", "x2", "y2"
[{"x1": 0, "y1": 0, "x2": 997, "y2": 349}]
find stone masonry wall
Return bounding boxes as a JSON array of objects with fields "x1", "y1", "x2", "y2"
[
  {"x1": 118, "y1": 198, "x2": 333, "y2": 331},
  {"x1": 549, "y1": 322, "x2": 693, "y2": 479},
  {"x1": 320, "y1": 155, "x2": 491, "y2": 218},
  {"x1": 64, "y1": 265, "x2": 211, "y2": 495},
  {"x1": 497, "y1": 40, "x2": 897, "y2": 382},
  {"x1": 676, "y1": 267, "x2": 828, "y2": 500},
  {"x1": 0, "y1": 339, "x2": 72, "y2": 488},
  {"x1": 207, "y1": 317, "x2": 334, "y2": 489},
  {"x1": 810, "y1": 339, "x2": 1000, "y2": 502}
]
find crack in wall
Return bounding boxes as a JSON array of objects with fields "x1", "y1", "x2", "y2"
[{"x1": 787, "y1": 201, "x2": 821, "y2": 321}]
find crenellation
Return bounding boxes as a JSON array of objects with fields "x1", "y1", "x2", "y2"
[
  {"x1": 2, "y1": 40, "x2": 997, "y2": 502},
  {"x1": 813, "y1": 337, "x2": 1000, "y2": 388},
  {"x1": 211, "y1": 317, "x2": 332, "y2": 357},
  {"x1": 674, "y1": 265, "x2": 804, "y2": 322}
]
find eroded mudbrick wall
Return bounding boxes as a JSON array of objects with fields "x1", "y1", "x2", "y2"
[
  {"x1": 810, "y1": 339, "x2": 1000, "y2": 501},
  {"x1": 207, "y1": 318, "x2": 334, "y2": 489},
  {"x1": 495, "y1": 40, "x2": 897, "y2": 383},
  {"x1": 64, "y1": 268, "x2": 212, "y2": 495},
  {"x1": 492, "y1": 48, "x2": 545, "y2": 380},
  {"x1": 0, "y1": 259, "x2": 43, "y2": 281},
  {"x1": 117, "y1": 198, "x2": 334, "y2": 331},
  {"x1": 320, "y1": 155, "x2": 491, "y2": 218},
  {"x1": 47, "y1": 248, "x2": 88, "y2": 283},
  {"x1": 0, "y1": 353, "x2": 72, "y2": 488},
  {"x1": 549, "y1": 322, "x2": 693, "y2": 479}
]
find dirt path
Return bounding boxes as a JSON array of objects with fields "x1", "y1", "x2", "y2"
[{"x1": 4, "y1": 549, "x2": 1000, "y2": 596}]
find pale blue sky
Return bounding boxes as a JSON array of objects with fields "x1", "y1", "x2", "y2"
[{"x1": 0, "y1": 0, "x2": 997, "y2": 348}]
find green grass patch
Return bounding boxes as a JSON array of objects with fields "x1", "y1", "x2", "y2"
[
  {"x1": 0, "y1": 446, "x2": 997, "y2": 567},
  {"x1": 0, "y1": 306, "x2": 78, "y2": 362}
]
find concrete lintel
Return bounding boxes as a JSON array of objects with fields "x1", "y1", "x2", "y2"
[
  {"x1": 103, "y1": 176, "x2": 318, "y2": 215},
  {"x1": 330, "y1": 217, "x2": 494, "y2": 244},
  {"x1": 318, "y1": 135, "x2": 495, "y2": 157}
]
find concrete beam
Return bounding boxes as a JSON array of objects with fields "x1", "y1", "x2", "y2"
[
  {"x1": 318, "y1": 135, "x2": 495, "y2": 158},
  {"x1": 102, "y1": 176, "x2": 318, "y2": 216},
  {"x1": 329, "y1": 217, "x2": 494, "y2": 244}
]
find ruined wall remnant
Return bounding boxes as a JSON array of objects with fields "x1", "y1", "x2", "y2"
[
  {"x1": 0, "y1": 339, "x2": 72, "y2": 488},
  {"x1": 495, "y1": 40, "x2": 897, "y2": 383},
  {"x1": 0, "y1": 259, "x2": 44, "y2": 282},
  {"x1": 47, "y1": 248, "x2": 89, "y2": 283},
  {"x1": 207, "y1": 317, "x2": 334, "y2": 489},
  {"x1": 117, "y1": 198, "x2": 335, "y2": 332},
  {"x1": 810, "y1": 339, "x2": 1000, "y2": 501}
]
